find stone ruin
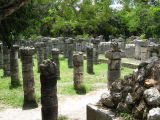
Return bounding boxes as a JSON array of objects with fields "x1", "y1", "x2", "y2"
[{"x1": 98, "y1": 57, "x2": 160, "y2": 120}]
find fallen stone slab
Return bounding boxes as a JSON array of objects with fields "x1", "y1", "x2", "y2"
[{"x1": 87, "y1": 104, "x2": 125, "y2": 120}]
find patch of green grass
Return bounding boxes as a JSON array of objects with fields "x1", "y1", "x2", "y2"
[
  {"x1": 0, "y1": 55, "x2": 134, "y2": 108},
  {"x1": 117, "y1": 112, "x2": 137, "y2": 120},
  {"x1": 58, "y1": 115, "x2": 68, "y2": 120}
]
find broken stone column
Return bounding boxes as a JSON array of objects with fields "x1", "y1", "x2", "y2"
[
  {"x1": 105, "y1": 42, "x2": 125, "y2": 86},
  {"x1": 68, "y1": 39, "x2": 74, "y2": 68},
  {"x1": 20, "y1": 47, "x2": 38, "y2": 109},
  {"x1": 73, "y1": 52, "x2": 84, "y2": 90},
  {"x1": 3, "y1": 45, "x2": 10, "y2": 76},
  {"x1": 87, "y1": 45, "x2": 94, "y2": 74},
  {"x1": 92, "y1": 38, "x2": 100, "y2": 64},
  {"x1": 0, "y1": 43, "x2": 3, "y2": 69},
  {"x1": 10, "y1": 45, "x2": 20, "y2": 87},
  {"x1": 40, "y1": 60, "x2": 58, "y2": 120},
  {"x1": 35, "y1": 42, "x2": 44, "y2": 73},
  {"x1": 52, "y1": 48, "x2": 60, "y2": 80}
]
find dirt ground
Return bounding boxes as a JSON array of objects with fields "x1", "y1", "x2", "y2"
[{"x1": 0, "y1": 88, "x2": 108, "y2": 120}]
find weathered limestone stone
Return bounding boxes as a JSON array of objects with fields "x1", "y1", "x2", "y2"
[
  {"x1": 3, "y1": 45, "x2": 10, "y2": 76},
  {"x1": 100, "y1": 93, "x2": 114, "y2": 108},
  {"x1": 125, "y1": 93, "x2": 134, "y2": 105},
  {"x1": 134, "y1": 40, "x2": 144, "y2": 59},
  {"x1": 52, "y1": 48, "x2": 60, "y2": 80},
  {"x1": 105, "y1": 42, "x2": 125, "y2": 86},
  {"x1": 144, "y1": 87, "x2": 160, "y2": 106},
  {"x1": 0, "y1": 43, "x2": 3, "y2": 69},
  {"x1": 73, "y1": 52, "x2": 84, "y2": 90},
  {"x1": 40, "y1": 60, "x2": 58, "y2": 120},
  {"x1": 67, "y1": 39, "x2": 74, "y2": 68},
  {"x1": 43, "y1": 40, "x2": 49, "y2": 60},
  {"x1": 87, "y1": 104, "x2": 116, "y2": 120},
  {"x1": 86, "y1": 46, "x2": 94, "y2": 74},
  {"x1": 20, "y1": 47, "x2": 38, "y2": 109},
  {"x1": 63, "y1": 38, "x2": 69, "y2": 58},
  {"x1": 10, "y1": 45, "x2": 20, "y2": 87},
  {"x1": 148, "y1": 108, "x2": 160, "y2": 120},
  {"x1": 141, "y1": 46, "x2": 148, "y2": 61},
  {"x1": 35, "y1": 42, "x2": 44, "y2": 72},
  {"x1": 92, "y1": 38, "x2": 100, "y2": 64}
]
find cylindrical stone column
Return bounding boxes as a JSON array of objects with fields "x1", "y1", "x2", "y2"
[
  {"x1": 20, "y1": 47, "x2": 38, "y2": 109},
  {"x1": 105, "y1": 42, "x2": 125, "y2": 86},
  {"x1": 10, "y1": 45, "x2": 20, "y2": 87},
  {"x1": 40, "y1": 60, "x2": 58, "y2": 120},
  {"x1": 63, "y1": 39, "x2": 69, "y2": 58},
  {"x1": 3, "y1": 45, "x2": 10, "y2": 76},
  {"x1": 0, "y1": 43, "x2": 3, "y2": 69},
  {"x1": 92, "y1": 39, "x2": 100, "y2": 64},
  {"x1": 68, "y1": 41, "x2": 74, "y2": 68},
  {"x1": 35, "y1": 42, "x2": 44, "y2": 72},
  {"x1": 87, "y1": 46, "x2": 94, "y2": 74},
  {"x1": 73, "y1": 52, "x2": 84, "y2": 90},
  {"x1": 52, "y1": 48, "x2": 60, "y2": 80}
]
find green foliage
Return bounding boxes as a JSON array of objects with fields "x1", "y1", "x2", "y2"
[
  {"x1": 41, "y1": 0, "x2": 113, "y2": 38},
  {"x1": 115, "y1": 3, "x2": 160, "y2": 38},
  {"x1": 117, "y1": 112, "x2": 137, "y2": 120},
  {"x1": 58, "y1": 115, "x2": 69, "y2": 120}
]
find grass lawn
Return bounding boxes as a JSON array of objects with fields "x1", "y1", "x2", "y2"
[{"x1": 0, "y1": 55, "x2": 134, "y2": 108}]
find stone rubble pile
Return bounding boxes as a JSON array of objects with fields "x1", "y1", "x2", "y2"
[{"x1": 99, "y1": 57, "x2": 160, "y2": 120}]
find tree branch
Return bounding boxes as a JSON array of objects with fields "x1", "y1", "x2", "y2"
[{"x1": 0, "y1": 0, "x2": 30, "y2": 21}]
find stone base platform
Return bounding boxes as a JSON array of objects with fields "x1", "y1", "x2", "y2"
[{"x1": 87, "y1": 104, "x2": 124, "y2": 120}]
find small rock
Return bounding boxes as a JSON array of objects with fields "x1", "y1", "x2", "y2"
[
  {"x1": 125, "y1": 93, "x2": 134, "y2": 104},
  {"x1": 133, "y1": 100, "x2": 146, "y2": 119},
  {"x1": 144, "y1": 79, "x2": 157, "y2": 88},
  {"x1": 117, "y1": 102, "x2": 131, "y2": 113},
  {"x1": 148, "y1": 107, "x2": 160, "y2": 120},
  {"x1": 100, "y1": 93, "x2": 114, "y2": 108},
  {"x1": 133, "y1": 86, "x2": 144, "y2": 101},
  {"x1": 110, "y1": 81, "x2": 122, "y2": 92},
  {"x1": 144, "y1": 87, "x2": 160, "y2": 106},
  {"x1": 112, "y1": 92, "x2": 122, "y2": 105}
]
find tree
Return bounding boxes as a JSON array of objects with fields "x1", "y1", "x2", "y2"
[{"x1": 0, "y1": 0, "x2": 30, "y2": 21}]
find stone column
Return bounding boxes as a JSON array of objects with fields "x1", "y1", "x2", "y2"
[
  {"x1": 52, "y1": 48, "x2": 60, "y2": 80},
  {"x1": 63, "y1": 38, "x2": 69, "y2": 58},
  {"x1": 68, "y1": 39, "x2": 74, "y2": 68},
  {"x1": 10, "y1": 45, "x2": 20, "y2": 87},
  {"x1": 87, "y1": 45, "x2": 94, "y2": 74},
  {"x1": 135, "y1": 40, "x2": 144, "y2": 59},
  {"x1": 140, "y1": 45, "x2": 148, "y2": 61},
  {"x1": 0, "y1": 43, "x2": 3, "y2": 69},
  {"x1": 92, "y1": 38, "x2": 100, "y2": 64},
  {"x1": 105, "y1": 42, "x2": 125, "y2": 86},
  {"x1": 43, "y1": 40, "x2": 49, "y2": 60},
  {"x1": 3, "y1": 45, "x2": 10, "y2": 76},
  {"x1": 73, "y1": 52, "x2": 84, "y2": 90},
  {"x1": 35, "y1": 42, "x2": 44, "y2": 73},
  {"x1": 20, "y1": 47, "x2": 38, "y2": 109},
  {"x1": 40, "y1": 60, "x2": 58, "y2": 120}
]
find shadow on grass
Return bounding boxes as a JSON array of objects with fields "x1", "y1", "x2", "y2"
[
  {"x1": 9, "y1": 83, "x2": 21, "y2": 89},
  {"x1": 75, "y1": 86, "x2": 87, "y2": 95}
]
